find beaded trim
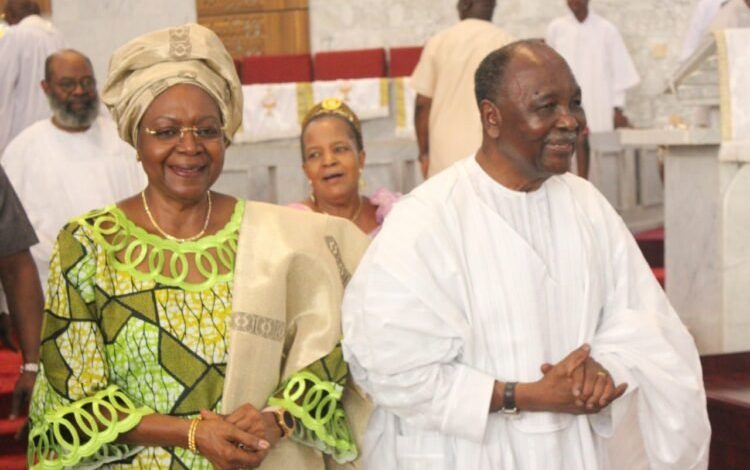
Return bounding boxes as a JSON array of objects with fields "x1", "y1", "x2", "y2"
[{"x1": 76, "y1": 200, "x2": 245, "y2": 292}]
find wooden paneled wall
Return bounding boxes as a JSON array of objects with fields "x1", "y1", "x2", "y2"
[
  {"x1": 0, "y1": 0, "x2": 51, "y2": 19},
  {"x1": 197, "y1": 0, "x2": 309, "y2": 57}
]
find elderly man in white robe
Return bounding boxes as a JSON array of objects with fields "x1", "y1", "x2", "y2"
[
  {"x1": 0, "y1": 0, "x2": 64, "y2": 156},
  {"x1": 545, "y1": 0, "x2": 639, "y2": 180},
  {"x1": 2, "y1": 49, "x2": 144, "y2": 288},
  {"x1": 342, "y1": 40, "x2": 710, "y2": 470}
]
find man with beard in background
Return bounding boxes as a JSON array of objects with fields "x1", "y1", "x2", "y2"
[{"x1": 1, "y1": 49, "x2": 144, "y2": 290}]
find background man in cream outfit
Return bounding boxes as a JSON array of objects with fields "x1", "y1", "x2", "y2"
[{"x1": 411, "y1": 0, "x2": 513, "y2": 178}]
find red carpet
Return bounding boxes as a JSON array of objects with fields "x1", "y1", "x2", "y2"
[
  {"x1": 0, "y1": 348, "x2": 27, "y2": 470},
  {"x1": 634, "y1": 227, "x2": 665, "y2": 287}
]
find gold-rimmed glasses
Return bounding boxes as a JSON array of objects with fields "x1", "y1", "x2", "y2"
[{"x1": 143, "y1": 125, "x2": 225, "y2": 143}]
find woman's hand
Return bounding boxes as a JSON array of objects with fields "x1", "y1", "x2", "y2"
[
  {"x1": 194, "y1": 410, "x2": 270, "y2": 470},
  {"x1": 203, "y1": 404, "x2": 282, "y2": 447},
  {"x1": 517, "y1": 344, "x2": 627, "y2": 414}
]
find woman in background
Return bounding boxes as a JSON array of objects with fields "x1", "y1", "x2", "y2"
[{"x1": 290, "y1": 98, "x2": 399, "y2": 237}]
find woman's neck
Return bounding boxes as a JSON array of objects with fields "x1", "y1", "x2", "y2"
[
  {"x1": 314, "y1": 193, "x2": 362, "y2": 221},
  {"x1": 142, "y1": 187, "x2": 212, "y2": 240}
]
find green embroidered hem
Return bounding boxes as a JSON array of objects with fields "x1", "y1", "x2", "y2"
[
  {"x1": 268, "y1": 345, "x2": 358, "y2": 463},
  {"x1": 28, "y1": 385, "x2": 154, "y2": 470},
  {"x1": 76, "y1": 199, "x2": 244, "y2": 292}
]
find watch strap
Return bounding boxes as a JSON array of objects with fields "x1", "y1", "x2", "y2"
[
  {"x1": 264, "y1": 406, "x2": 294, "y2": 438},
  {"x1": 501, "y1": 381, "x2": 519, "y2": 414}
]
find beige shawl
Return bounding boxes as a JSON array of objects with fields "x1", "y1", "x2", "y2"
[{"x1": 223, "y1": 202, "x2": 371, "y2": 469}]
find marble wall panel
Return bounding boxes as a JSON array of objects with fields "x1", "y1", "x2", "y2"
[
  {"x1": 310, "y1": 0, "x2": 697, "y2": 128},
  {"x1": 52, "y1": 0, "x2": 197, "y2": 84},
  {"x1": 721, "y1": 163, "x2": 750, "y2": 352},
  {"x1": 665, "y1": 146, "x2": 723, "y2": 353}
]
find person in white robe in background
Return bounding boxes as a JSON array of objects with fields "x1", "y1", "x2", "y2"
[
  {"x1": 1, "y1": 50, "x2": 143, "y2": 287},
  {"x1": 342, "y1": 40, "x2": 710, "y2": 470},
  {"x1": 0, "y1": 0, "x2": 64, "y2": 156},
  {"x1": 545, "y1": 0, "x2": 640, "y2": 181}
]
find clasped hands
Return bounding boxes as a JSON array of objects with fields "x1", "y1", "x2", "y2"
[
  {"x1": 518, "y1": 344, "x2": 628, "y2": 415},
  {"x1": 193, "y1": 404, "x2": 281, "y2": 470}
]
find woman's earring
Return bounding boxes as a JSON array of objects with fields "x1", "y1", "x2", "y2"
[
  {"x1": 358, "y1": 168, "x2": 367, "y2": 192},
  {"x1": 309, "y1": 180, "x2": 316, "y2": 204},
  {"x1": 136, "y1": 153, "x2": 141, "y2": 162}
]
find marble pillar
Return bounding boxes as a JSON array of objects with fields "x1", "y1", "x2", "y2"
[{"x1": 652, "y1": 128, "x2": 750, "y2": 354}]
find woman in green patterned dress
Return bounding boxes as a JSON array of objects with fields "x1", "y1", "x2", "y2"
[{"x1": 28, "y1": 24, "x2": 370, "y2": 470}]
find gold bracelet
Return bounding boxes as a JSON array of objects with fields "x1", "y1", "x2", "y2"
[{"x1": 188, "y1": 416, "x2": 202, "y2": 454}]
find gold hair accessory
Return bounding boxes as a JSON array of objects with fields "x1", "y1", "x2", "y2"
[
  {"x1": 188, "y1": 416, "x2": 202, "y2": 454},
  {"x1": 302, "y1": 97, "x2": 362, "y2": 136},
  {"x1": 141, "y1": 190, "x2": 212, "y2": 242}
]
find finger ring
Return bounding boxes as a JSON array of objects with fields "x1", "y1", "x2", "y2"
[
  {"x1": 596, "y1": 371, "x2": 608, "y2": 377},
  {"x1": 237, "y1": 443, "x2": 247, "y2": 450}
]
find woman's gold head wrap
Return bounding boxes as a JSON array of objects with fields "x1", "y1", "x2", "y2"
[
  {"x1": 101, "y1": 23, "x2": 243, "y2": 147},
  {"x1": 301, "y1": 98, "x2": 363, "y2": 151}
]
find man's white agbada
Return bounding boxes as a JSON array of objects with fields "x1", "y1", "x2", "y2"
[
  {"x1": 1, "y1": 116, "x2": 144, "y2": 286},
  {"x1": 342, "y1": 156, "x2": 710, "y2": 469}
]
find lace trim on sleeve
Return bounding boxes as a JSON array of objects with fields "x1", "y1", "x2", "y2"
[
  {"x1": 28, "y1": 385, "x2": 153, "y2": 470},
  {"x1": 268, "y1": 371, "x2": 357, "y2": 464}
]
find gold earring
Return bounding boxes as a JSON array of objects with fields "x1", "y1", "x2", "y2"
[
  {"x1": 358, "y1": 168, "x2": 367, "y2": 192},
  {"x1": 136, "y1": 153, "x2": 141, "y2": 161},
  {"x1": 309, "y1": 180, "x2": 316, "y2": 204}
]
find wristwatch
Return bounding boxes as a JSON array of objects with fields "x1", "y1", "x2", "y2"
[
  {"x1": 500, "y1": 381, "x2": 519, "y2": 415},
  {"x1": 20, "y1": 363, "x2": 39, "y2": 374},
  {"x1": 267, "y1": 406, "x2": 295, "y2": 439}
]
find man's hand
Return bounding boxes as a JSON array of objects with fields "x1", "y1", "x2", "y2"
[
  {"x1": 613, "y1": 108, "x2": 631, "y2": 128},
  {"x1": 10, "y1": 370, "x2": 36, "y2": 419},
  {"x1": 539, "y1": 351, "x2": 628, "y2": 413},
  {"x1": 418, "y1": 153, "x2": 429, "y2": 180},
  {"x1": 518, "y1": 344, "x2": 627, "y2": 415}
]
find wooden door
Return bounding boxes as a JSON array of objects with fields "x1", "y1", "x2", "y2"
[
  {"x1": 196, "y1": 0, "x2": 309, "y2": 58},
  {"x1": 1, "y1": 0, "x2": 52, "y2": 20}
]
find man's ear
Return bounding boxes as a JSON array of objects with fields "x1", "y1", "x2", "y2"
[
  {"x1": 41, "y1": 80, "x2": 50, "y2": 95},
  {"x1": 480, "y1": 99, "x2": 502, "y2": 139}
]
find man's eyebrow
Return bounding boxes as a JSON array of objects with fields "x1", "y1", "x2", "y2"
[{"x1": 530, "y1": 90, "x2": 557, "y2": 102}]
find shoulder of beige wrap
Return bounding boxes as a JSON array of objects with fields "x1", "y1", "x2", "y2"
[
  {"x1": 224, "y1": 202, "x2": 372, "y2": 468},
  {"x1": 223, "y1": 201, "x2": 370, "y2": 406}
]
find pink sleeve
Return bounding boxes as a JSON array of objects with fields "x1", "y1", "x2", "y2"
[{"x1": 368, "y1": 188, "x2": 402, "y2": 225}]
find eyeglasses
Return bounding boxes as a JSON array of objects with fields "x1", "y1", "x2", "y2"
[
  {"x1": 143, "y1": 126, "x2": 225, "y2": 142},
  {"x1": 55, "y1": 77, "x2": 97, "y2": 94}
]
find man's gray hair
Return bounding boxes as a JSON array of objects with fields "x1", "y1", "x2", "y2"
[{"x1": 474, "y1": 39, "x2": 545, "y2": 106}]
